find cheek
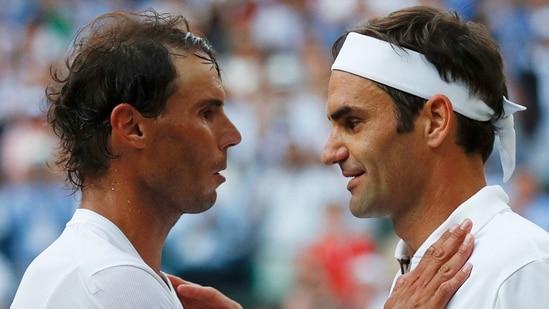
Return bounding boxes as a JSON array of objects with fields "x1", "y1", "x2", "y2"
[
  {"x1": 170, "y1": 136, "x2": 208, "y2": 169},
  {"x1": 148, "y1": 128, "x2": 198, "y2": 170},
  {"x1": 349, "y1": 132, "x2": 384, "y2": 163},
  {"x1": 353, "y1": 132, "x2": 405, "y2": 178},
  {"x1": 162, "y1": 122, "x2": 212, "y2": 152}
]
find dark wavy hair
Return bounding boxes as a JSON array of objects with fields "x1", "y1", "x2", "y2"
[
  {"x1": 46, "y1": 9, "x2": 220, "y2": 192},
  {"x1": 332, "y1": 5, "x2": 507, "y2": 162}
]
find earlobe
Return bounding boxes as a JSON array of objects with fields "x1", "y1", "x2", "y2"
[
  {"x1": 110, "y1": 103, "x2": 146, "y2": 149},
  {"x1": 422, "y1": 94, "x2": 452, "y2": 148}
]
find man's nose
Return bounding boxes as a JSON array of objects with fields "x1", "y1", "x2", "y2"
[{"x1": 321, "y1": 135, "x2": 347, "y2": 165}]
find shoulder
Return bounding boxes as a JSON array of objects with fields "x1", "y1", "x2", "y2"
[
  {"x1": 12, "y1": 210, "x2": 175, "y2": 308},
  {"x1": 88, "y1": 265, "x2": 178, "y2": 307},
  {"x1": 476, "y1": 211, "x2": 549, "y2": 256},
  {"x1": 14, "y1": 264, "x2": 180, "y2": 309},
  {"x1": 445, "y1": 213, "x2": 549, "y2": 307},
  {"x1": 468, "y1": 210, "x2": 549, "y2": 283},
  {"x1": 495, "y1": 260, "x2": 549, "y2": 308}
]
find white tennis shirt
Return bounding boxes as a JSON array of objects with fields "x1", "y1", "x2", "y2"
[
  {"x1": 392, "y1": 185, "x2": 549, "y2": 308},
  {"x1": 11, "y1": 209, "x2": 182, "y2": 308}
]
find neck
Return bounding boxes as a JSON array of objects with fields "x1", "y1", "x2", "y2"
[
  {"x1": 392, "y1": 155, "x2": 486, "y2": 254},
  {"x1": 80, "y1": 176, "x2": 180, "y2": 273}
]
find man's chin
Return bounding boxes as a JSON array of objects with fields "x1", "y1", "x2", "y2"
[
  {"x1": 185, "y1": 194, "x2": 217, "y2": 214},
  {"x1": 349, "y1": 201, "x2": 381, "y2": 219}
]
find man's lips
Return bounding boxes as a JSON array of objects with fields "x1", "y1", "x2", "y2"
[
  {"x1": 344, "y1": 171, "x2": 365, "y2": 191},
  {"x1": 214, "y1": 171, "x2": 226, "y2": 185},
  {"x1": 214, "y1": 165, "x2": 227, "y2": 183},
  {"x1": 342, "y1": 170, "x2": 364, "y2": 178}
]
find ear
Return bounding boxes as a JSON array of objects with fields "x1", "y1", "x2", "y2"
[
  {"x1": 110, "y1": 103, "x2": 146, "y2": 149},
  {"x1": 420, "y1": 94, "x2": 453, "y2": 148}
]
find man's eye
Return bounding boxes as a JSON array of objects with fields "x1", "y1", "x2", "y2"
[
  {"x1": 201, "y1": 109, "x2": 213, "y2": 119},
  {"x1": 345, "y1": 119, "x2": 360, "y2": 130}
]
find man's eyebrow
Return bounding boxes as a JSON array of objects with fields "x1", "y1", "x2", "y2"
[
  {"x1": 199, "y1": 98, "x2": 224, "y2": 108},
  {"x1": 328, "y1": 106, "x2": 353, "y2": 121}
]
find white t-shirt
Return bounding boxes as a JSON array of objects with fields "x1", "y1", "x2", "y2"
[
  {"x1": 392, "y1": 185, "x2": 549, "y2": 308},
  {"x1": 11, "y1": 209, "x2": 183, "y2": 309}
]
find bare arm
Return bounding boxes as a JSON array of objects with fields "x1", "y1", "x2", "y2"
[{"x1": 384, "y1": 219, "x2": 474, "y2": 309}]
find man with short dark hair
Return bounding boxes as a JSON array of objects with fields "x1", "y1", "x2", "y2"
[{"x1": 322, "y1": 5, "x2": 549, "y2": 308}]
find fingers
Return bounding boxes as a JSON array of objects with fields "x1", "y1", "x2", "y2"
[
  {"x1": 385, "y1": 219, "x2": 474, "y2": 309},
  {"x1": 435, "y1": 261, "x2": 472, "y2": 303},
  {"x1": 177, "y1": 284, "x2": 243, "y2": 309},
  {"x1": 166, "y1": 274, "x2": 190, "y2": 288},
  {"x1": 428, "y1": 223, "x2": 474, "y2": 308},
  {"x1": 413, "y1": 218, "x2": 473, "y2": 287},
  {"x1": 176, "y1": 284, "x2": 218, "y2": 299},
  {"x1": 166, "y1": 274, "x2": 242, "y2": 308}
]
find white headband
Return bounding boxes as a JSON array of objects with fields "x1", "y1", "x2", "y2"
[{"x1": 331, "y1": 32, "x2": 526, "y2": 182}]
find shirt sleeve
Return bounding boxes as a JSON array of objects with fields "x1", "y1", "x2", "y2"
[
  {"x1": 46, "y1": 265, "x2": 183, "y2": 309},
  {"x1": 495, "y1": 260, "x2": 549, "y2": 309}
]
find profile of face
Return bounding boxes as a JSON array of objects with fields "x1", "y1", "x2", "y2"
[
  {"x1": 321, "y1": 71, "x2": 426, "y2": 219},
  {"x1": 140, "y1": 54, "x2": 242, "y2": 214}
]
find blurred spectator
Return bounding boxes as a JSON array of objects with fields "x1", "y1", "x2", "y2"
[
  {"x1": 0, "y1": 114, "x2": 78, "y2": 306},
  {"x1": 481, "y1": 0, "x2": 542, "y2": 172},
  {"x1": 0, "y1": 253, "x2": 15, "y2": 309},
  {"x1": 525, "y1": 0, "x2": 549, "y2": 183},
  {"x1": 249, "y1": 0, "x2": 306, "y2": 53},
  {"x1": 284, "y1": 203, "x2": 389, "y2": 309},
  {"x1": 509, "y1": 167, "x2": 549, "y2": 231},
  {"x1": 0, "y1": 116, "x2": 78, "y2": 260},
  {"x1": 252, "y1": 142, "x2": 349, "y2": 306}
]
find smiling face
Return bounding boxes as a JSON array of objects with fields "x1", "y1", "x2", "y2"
[
  {"x1": 321, "y1": 71, "x2": 427, "y2": 219},
  {"x1": 138, "y1": 53, "x2": 241, "y2": 214}
]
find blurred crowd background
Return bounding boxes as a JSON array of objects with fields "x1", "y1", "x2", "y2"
[{"x1": 1, "y1": 0, "x2": 549, "y2": 308}]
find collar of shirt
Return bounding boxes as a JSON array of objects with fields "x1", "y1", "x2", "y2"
[{"x1": 68, "y1": 208, "x2": 142, "y2": 262}]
